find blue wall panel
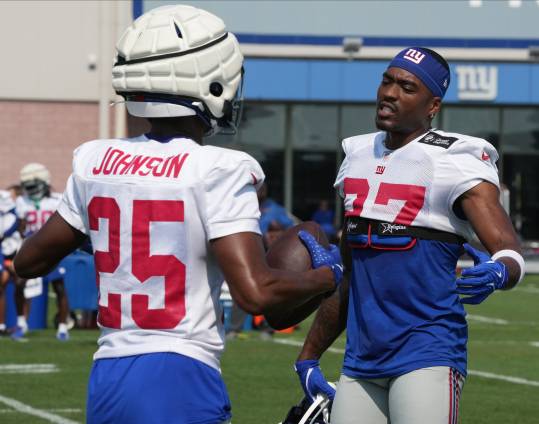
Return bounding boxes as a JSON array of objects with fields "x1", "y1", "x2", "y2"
[
  {"x1": 532, "y1": 66, "x2": 539, "y2": 104},
  {"x1": 309, "y1": 62, "x2": 343, "y2": 100},
  {"x1": 497, "y1": 64, "x2": 531, "y2": 104},
  {"x1": 244, "y1": 58, "x2": 539, "y2": 105},
  {"x1": 244, "y1": 60, "x2": 310, "y2": 100},
  {"x1": 340, "y1": 62, "x2": 384, "y2": 102}
]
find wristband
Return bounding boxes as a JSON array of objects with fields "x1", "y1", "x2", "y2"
[{"x1": 492, "y1": 249, "x2": 525, "y2": 284}]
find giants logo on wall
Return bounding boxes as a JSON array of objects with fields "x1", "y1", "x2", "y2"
[
  {"x1": 403, "y1": 49, "x2": 425, "y2": 64},
  {"x1": 455, "y1": 66, "x2": 498, "y2": 101}
]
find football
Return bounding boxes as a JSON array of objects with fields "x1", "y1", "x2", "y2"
[{"x1": 265, "y1": 221, "x2": 331, "y2": 329}]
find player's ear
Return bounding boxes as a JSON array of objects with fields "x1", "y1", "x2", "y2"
[{"x1": 427, "y1": 96, "x2": 441, "y2": 120}]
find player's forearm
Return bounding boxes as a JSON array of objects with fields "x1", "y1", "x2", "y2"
[
  {"x1": 262, "y1": 266, "x2": 336, "y2": 310},
  {"x1": 460, "y1": 182, "x2": 523, "y2": 289},
  {"x1": 297, "y1": 277, "x2": 349, "y2": 360},
  {"x1": 14, "y1": 236, "x2": 58, "y2": 277},
  {"x1": 232, "y1": 266, "x2": 335, "y2": 316},
  {"x1": 14, "y1": 213, "x2": 86, "y2": 278}
]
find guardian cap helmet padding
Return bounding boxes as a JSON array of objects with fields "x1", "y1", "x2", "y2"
[
  {"x1": 112, "y1": 5, "x2": 244, "y2": 134},
  {"x1": 20, "y1": 163, "x2": 51, "y2": 201}
]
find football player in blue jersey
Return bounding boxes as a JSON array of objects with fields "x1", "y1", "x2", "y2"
[{"x1": 294, "y1": 47, "x2": 524, "y2": 423}]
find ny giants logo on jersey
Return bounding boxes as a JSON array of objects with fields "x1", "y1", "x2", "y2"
[
  {"x1": 92, "y1": 147, "x2": 189, "y2": 178},
  {"x1": 403, "y1": 49, "x2": 425, "y2": 64},
  {"x1": 376, "y1": 166, "x2": 386, "y2": 174}
]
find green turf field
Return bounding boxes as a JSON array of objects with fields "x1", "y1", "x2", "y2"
[{"x1": 0, "y1": 275, "x2": 538, "y2": 423}]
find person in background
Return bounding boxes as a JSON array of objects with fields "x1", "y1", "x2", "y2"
[
  {"x1": 12, "y1": 163, "x2": 70, "y2": 341},
  {"x1": 311, "y1": 199, "x2": 336, "y2": 241},
  {"x1": 258, "y1": 183, "x2": 295, "y2": 247},
  {"x1": 0, "y1": 189, "x2": 19, "y2": 336}
]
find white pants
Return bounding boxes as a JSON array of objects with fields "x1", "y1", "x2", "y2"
[{"x1": 331, "y1": 367, "x2": 465, "y2": 424}]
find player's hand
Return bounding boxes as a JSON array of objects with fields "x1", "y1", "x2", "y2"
[
  {"x1": 298, "y1": 230, "x2": 343, "y2": 287},
  {"x1": 294, "y1": 359, "x2": 336, "y2": 403},
  {"x1": 456, "y1": 243, "x2": 508, "y2": 305}
]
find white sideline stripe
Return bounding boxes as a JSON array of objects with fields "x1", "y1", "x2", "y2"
[
  {"x1": 273, "y1": 338, "x2": 344, "y2": 354},
  {"x1": 274, "y1": 337, "x2": 345, "y2": 354},
  {"x1": 530, "y1": 342, "x2": 539, "y2": 348},
  {"x1": 0, "y1": 394, "x2": 80, "y2": 424},
  {"x1": 515, "y1": 286, "x2": 539, "y2": 294},
  {"x1": 0, "y1": 364, "x2": 59, "y2": 374},
  {"x1": 272, "y1": 338, "x2": 539, "y2": 388},
  {"x1": 467, "y1": 314, "x2": 508, "y2": 325},
  {"x1": 467, "y1": 370, "x2": 539, "y2": 387},
  {"x1": 0, "y1": 408, "x2": 81, "y2": 414}
]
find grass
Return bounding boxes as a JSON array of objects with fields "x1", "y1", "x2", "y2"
[{"x1": 0, "y1": 276, "x2": 538, "y2": 423}]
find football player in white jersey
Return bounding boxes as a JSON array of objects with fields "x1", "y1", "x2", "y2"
[
  {"x1": 0, "y1": 190, "x2": 20, "y2": 336},
  {"x1": 13, "y1": 5, "x2": 342, "y2": 423},
  {"x1": 11, "y1": 163, "x2": 70, "y2": 341},
  {"x1": 293, "y1": 48, "x2": 524, "y2": 424}
]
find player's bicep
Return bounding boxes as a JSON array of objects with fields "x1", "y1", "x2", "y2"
[
  {"x1": 14, "y1": 212, "x2": 87, "y2": 278},
  {"x1": 458, "y1": 181, "x2": 520, "y2": 254}
]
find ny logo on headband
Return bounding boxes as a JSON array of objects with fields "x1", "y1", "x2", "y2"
[{"x1": 403, "y1": 49, "x2": 425, "y2": 64}]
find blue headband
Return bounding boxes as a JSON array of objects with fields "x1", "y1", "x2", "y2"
[{"x1": 388, "y1": 47, "x2": 450, "y2": 98}]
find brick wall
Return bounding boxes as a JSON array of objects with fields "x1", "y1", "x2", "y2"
[{"x1": 0, "y1": 100, "x2": 109, "y2": 192}]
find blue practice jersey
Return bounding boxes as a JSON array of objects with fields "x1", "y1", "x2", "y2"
[
  {"x1": 344, "y1": 239, "x2": 467, "y2": 378},
  {"x1": 334, "y1": 130, "x2": 500, "y2": 379}
]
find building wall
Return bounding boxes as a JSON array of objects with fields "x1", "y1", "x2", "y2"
[
  {"x1": 143, "y1": 0, "x2": 539, "y2": 39},
  {"x1": 0, "y1": 101, "x2": 102, "y2": 190},
  {"x1": 0, "y1": 1, "x2": 131, "y2": 190},
  {"x1": 0, "y1": 1, "x2": 130, "y2": 101}
]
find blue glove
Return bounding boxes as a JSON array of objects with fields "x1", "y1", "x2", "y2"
[
  {"x1": 456, "y1": 243, "x2": 508, "y2": 305},
  {"x1": 298, "y1": 230, "x2": 343, "y2": 287},
  {"x1": 295, "y1": 359, "x2": 336, "y2": 403}
]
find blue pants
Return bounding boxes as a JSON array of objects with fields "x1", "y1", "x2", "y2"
[{"x1": 87, "y1": 352, "x2": 232, "y2": 424}]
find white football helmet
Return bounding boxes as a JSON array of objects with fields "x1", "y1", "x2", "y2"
[
  {"x1": 112, "y1": 4, "x2": 244, "y2": 135},
  {"x1": 279, "y1": 389, "x2": 334, "y2": 424},
  {"x1": 20, "y1": 163, "x2": 51, "y2": 200}
]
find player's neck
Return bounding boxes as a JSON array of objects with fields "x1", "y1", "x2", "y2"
[
  {"x1": 384, "y1": 125, "x2": 431, "y2": 150},
  {"x1": 147, "y1": 117, "x2": 206, "y2": 144}
]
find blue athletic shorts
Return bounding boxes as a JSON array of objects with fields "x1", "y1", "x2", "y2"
[
  {"x1": 87, "y1": 352, "x2": 232, "y2": 424},
  {"x1": 42, "y1": 265, "x2": 66, "y2": 283}
]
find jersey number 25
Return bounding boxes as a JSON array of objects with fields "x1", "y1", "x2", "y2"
[{"x1": 88, "y1": 197, "x2": 186, "y2": 330}]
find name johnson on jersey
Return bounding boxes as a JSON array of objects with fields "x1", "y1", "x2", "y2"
[{"x1": 92, "y1": 146, "x2": 189, "y2": 178}]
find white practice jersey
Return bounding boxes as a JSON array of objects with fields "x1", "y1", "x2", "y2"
[
  {"x1": 16, "y1": 192, "x2": 62, "y2": 235},
  {"x1": 0, "y1": 190, "x2": 17, "y2": 243},
  {"x1": 335, "y1": 130, "x2": 499, "y2": 240},
  {"x1": 57, "y1": 135, "x2": 264, "y2": 369}
]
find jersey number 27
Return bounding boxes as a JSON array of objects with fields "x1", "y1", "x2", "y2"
[{"x1": 344, "y1": 178, "x2": 426, "y2": 225}]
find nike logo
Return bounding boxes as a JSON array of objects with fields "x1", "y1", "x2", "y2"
[
  {"x1": 482, "y1": 151, "x2": 490, "y2": 161},
  {"x1": 495, "y1": 271, "x2": 502, "y2": 278}
]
